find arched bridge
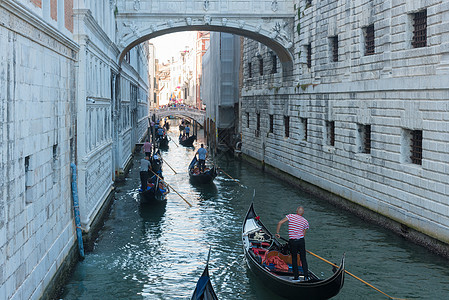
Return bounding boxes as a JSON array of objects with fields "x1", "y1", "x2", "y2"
[
  {"x1": 116, "y1": 0, "x2": 295, "y2": 73},
  {"x1": 151, "y1": 106, "x2": 206, "y2": 124}
]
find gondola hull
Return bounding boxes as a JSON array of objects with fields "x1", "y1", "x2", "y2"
[
  {"x1": 158, "y1": 136, "x2": 169, "y2": 148},
  {"x1": 188, "y1": 157, "x2": 217, "y2": 184},
  {"x1": 242, "y1": 203, "x2": 345, "y2": 300},
  {"x1": 191, "y1": 264, "x2": 218, "y2": 300},
  {"x1": 179, "y1": 135, "x2": 196, "y2": 147},
  {"x1": 139, "y1": 188, "x2": 166, "y2": 204}
]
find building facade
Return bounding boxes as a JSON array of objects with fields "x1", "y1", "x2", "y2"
[
  {"x1": 0, "y1": 0, "x2": 149, "y2": 299},
  {"x1": 202, "y1": 32, "x2": 241, "y2": 152},
  {"x1": 241, "y1": 0, "x2": 449, "y2": 254}
]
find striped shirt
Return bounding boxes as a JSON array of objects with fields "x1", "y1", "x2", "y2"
[{"x1": 286, "y1": 214, "x2": 309, "y2": 239}]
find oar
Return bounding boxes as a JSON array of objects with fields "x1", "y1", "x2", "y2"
[
  {"x1": 168, "y1": 136, "x2": 179, "y2": 147},
  {"x1": 277, "y1": 235, "x2": 407, "y2": 300},
  {"x1": 149, "y1": 170, "x2": 192, "y2": 207},
  {"x1": 160, "y1": 157, "x2": 177, "y2": 174},
  {"x1": 210, "y1": 161, "x2": 244, "y2": 187}
]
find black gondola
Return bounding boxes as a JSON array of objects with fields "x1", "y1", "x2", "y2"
[
  {"x1": 188, "y1": 156, "x2": 217, "y2": 184},
  {"x1": 191, "y1": 249, "x2": 218, "y2": 300},
  {"x1": 179, "y1": 135, "x2": 196, "y2": 147},
  {"x1": 139, "y1": 174, "x2": 169, "y2": 204},
  {"x1": 157, "y1": 135, "x2": 169, "y2": 149},
  {"x1": 242, "y1": 203, "x2": 345, "y2": 299}
]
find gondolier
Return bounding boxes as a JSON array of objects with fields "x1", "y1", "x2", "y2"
[
  {"x1": 275, "y1": 206, "x2": 309, "y2": 282},
  {"x1": 196, "y1": 144, "x2": 207, "y2": 172},
  {"x1": 139, "y1": 156, "x2": 151, "y2": 191}
]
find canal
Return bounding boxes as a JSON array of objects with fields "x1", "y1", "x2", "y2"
[{"x1": 61, "y1": 128, "x2": 449, "y2": 299}]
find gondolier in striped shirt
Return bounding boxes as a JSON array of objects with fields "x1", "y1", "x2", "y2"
[{"x1": 275, "y1": 206, "x2": 309, "y2": 282}]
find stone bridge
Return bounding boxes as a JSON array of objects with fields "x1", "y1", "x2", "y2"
[
  {"x1": 151, "y1": 106, "x2": 206, "y2": 124},
  {"x1": 116, "y1": 0, "x2": 296, "y2": 73}
]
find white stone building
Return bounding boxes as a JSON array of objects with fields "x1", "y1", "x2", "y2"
[
  {"x1": 0, "y1": 0, "x2": 149, "y2": 299},
  {"x1": 241, "y1": 0, "x2": 449, "y2": 255}
]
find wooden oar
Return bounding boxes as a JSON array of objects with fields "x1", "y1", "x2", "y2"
[
  {"x1": 168, "y1": 136, "x2": 179, "y2": 147},
  {"x1": 210, "y1": 161, "x2": 244, "y2": 187},
  {"x1": 149, "y1": 170, "x2": 192, "y2": 207},
  {"x1": 160, "y1": 157, "x2": 177, "y2": 174},
  {"x1": 276, "y1": 236, "x2": 406, "y2": 299},
  {"x1": 306, "y1": 250, "x2": 408, "y2": 300}
]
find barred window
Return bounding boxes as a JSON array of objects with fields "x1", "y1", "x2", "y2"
[
  {"x1": 412, "y1": 10, "x2": 427, "y2": 48},
  {"x1": 269, "y1": 115, "x2": 274, "y2": 133},
  {"x1": 248, "y1": 62, "x2": 252, "y2": 78},
  {"x1": 331, "y1": 36, "x2": 338, "y2": 62},
  {"x1": 246, "y1": 112, "x2": 249, "y2": 128},
  {"x1": 256, "y1": 113, "x2": 261, "y2": 137},
  {"x1": 301, "y1": 117, "x2": 308, "y2": 141},
  {"x1": 307, "y1": 44, "x2": 312, "y2": 68},
  {"x1": 284, "y1": 116, "x2": 290, "y2": 138},
  {"x1": 259, "y1": 57, "x2": 264, "y2": 76},
  {"x1": 365, "y1": 24, "x2": 375, "y2": 55},
  {"x1": 358, "y1": 124, "x2": 371, "y2": 154},
  {"x1": 271, "y1": 54, "x2": 277, "y2": 74},
  {"x1": 410, "y1": 130, "x2": 423, "y2": 165},
  {"x1": 326, "y1": 121, "x2": 335, "y2": 146}
]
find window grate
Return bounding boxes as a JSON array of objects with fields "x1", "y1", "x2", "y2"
[
  {"x1": 412, "y1": 10, "x2": 427, "y2": 48},
  {"x1": 248, "y1": 62, "x2": 252, "y2": 78},
  {"x1": 332, "y1": 36, "x2": 338, "y2": 62},
  {"x1": 256, "y1": 113, "x2": 260, "y2": 131},
  {"x1": 269, "y1": 115, "x2": 274, "y2": 133},
  {"x1": 259, "y1": 58, "x2": 264, "y2": 76},
  {"x1": 363, "y1": 125, "x2": 371, "y2": 154},
  {"x1": 365, "y1": 24, "x2": 375, "y2": 55},
  {"x1": 410, "y1": 130, "x2": 423, "y2": 165},
  {"x1": 246, "y1": 112, "x2": 249, "y2": 128},
  {"x1": 301, "y1": 118, "x2": 308, "y2": 141},
  {"x1": 271, "y1": 54, "x2": 277, "y2": 74},
  {"x1": 284, "y1": 116, "x2": 290, "y2": 138},
  {"x1": 327, "y1": 121, "x2": 335, "y2": 146},
  {"x1": 307, "y1": 44, "x2": 312, "y2": 68}
]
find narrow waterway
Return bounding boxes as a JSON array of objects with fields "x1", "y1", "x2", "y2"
[{"x1": 61, "y1": 127, "x2": 449, "y2": 300}]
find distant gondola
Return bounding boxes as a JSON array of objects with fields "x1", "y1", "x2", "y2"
[
  {"x1": 139, "y1": 175, "x2": 169, "y2": 204},
  {"x1": 188, "y1": 156, "x2": 217, "y2": 184},
  {"x1": 191, "y1": 248, "x2": 218, "y2": 300},
  {"x1": 179, "y1": 135, "x2": 196, "y2": 147},
  {"x1": 157, "y1": 135, "x2": 169, "y2": 149},
  {"x1": 242, "y1": 203, "x2": 345, "y2": 299}
]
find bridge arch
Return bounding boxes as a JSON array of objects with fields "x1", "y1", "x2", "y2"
[{"x1": 115, "y1": 1, "x2": 296, "y2": 75}]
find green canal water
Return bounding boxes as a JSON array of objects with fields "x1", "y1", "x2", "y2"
[{"x1": 61, "y1": 130, "x2": 449, "y2": 299}]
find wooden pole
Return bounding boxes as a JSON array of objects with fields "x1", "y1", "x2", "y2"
[
  {"x1": 160, "y1": 157, "x2": 177, "y2": 174},
  {"x1": 210, "y1": 161, "x2": 244, "y2": 187},
  {"x1": 149, "y1": 170, "x2": 192, "y2": 207}
]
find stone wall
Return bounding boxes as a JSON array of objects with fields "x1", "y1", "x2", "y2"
[
  {"x1": 241, "y1": 0, "x2": 449, "y2": 251},
  {"x1": 0, "y1": 1, "x2": 78, "y2": 298}
]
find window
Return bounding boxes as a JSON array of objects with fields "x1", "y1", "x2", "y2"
[
  {"x1": 269, "y1": 115, "x2": 274, "y2": 133},
  {"x1": 358, "y1": 124, "x2": 371, "y2": 154},
  {"x1": 256, "y1": 113, "x2": 260, "y2": 137},
  {"x1": 326, "y1": 121, "x2": 335, "y2": 146},
  {"x1": 284, "y1": 116, "x2": 290, "y2": 138},
  {"x1": 401, "y1": 129, "x2": 423, "y2": 165},
  {"x1": 271, "y1": 54, "x2": 277, "y2": 74},
  {"x1": 306, "y1": 0, "x2": 312, "y2": 8},
  {"x1": 300, "y1": 117, "x2": 308, "y2": 141},
  {"x1": 365, "y1": 24, "x2": 375, "y2": 55},
  {"x1": 306, "y1": 44, "x2": 312, "y2": 68},
  {"x1": 412, "y1": 10, "x2": 427, "y2": 48},
  {"x1": 248, "y1": 62, "x2": 252, "y2": 78},
  {"x1": 410, "y1": 130, "x2": 423, "y2": 165},
  {"x1": 259, "y1": 57, "x2": 264, "y2": 76},
  {"x1": 124, "y1": 52, "x2": 130, "y2": 63},
  {"x1": 246, "y1": 112, "x2": 250, "y2": 128},
  {"x1": 52, "y1": 144, "x2": 58, "y2": 183},
  {"x1": 331, "y1": 36, "x2": 338, "y2": 62}
]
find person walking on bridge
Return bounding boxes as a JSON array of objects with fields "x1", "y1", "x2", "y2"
[{"x1": 275, "y1": 206, "x2": 309, "y2": 282}]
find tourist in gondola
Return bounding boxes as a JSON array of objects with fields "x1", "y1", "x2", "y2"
[
  {"x1": 142, "y1": 140, "x2": 152, "y2": 157},
  {"x1": 196, "y1": 144, "x2": 207, "y2": 172},
  {"x1": 275, "y1": 206, "x2": 310, "y2": 282},
  {"x1": 157, "y1": 127, "x2": 165, "y2": 140},
  {"x1": 139, "y1": 156, "x2": 151, "y2": 191}
]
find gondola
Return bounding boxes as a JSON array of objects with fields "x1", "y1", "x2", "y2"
[
  {"x1": 242, "y1": 203, "x2": 345, "y2": 299},
  {"x1": 139, "y1": 174, "x2": 169, "y2": 204},
  {"x1": 191, "y1": 248, "x2": 218, "y2": 300},
  {"x1": 157, "y1": 135, "x2": 169, "y2": 149},
  {"x1": 188, "y1": 156, "x2": 217, "y2": 184},
  {"x1": 179, "y1": 135, "x2": 196, "y2": 147}
]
